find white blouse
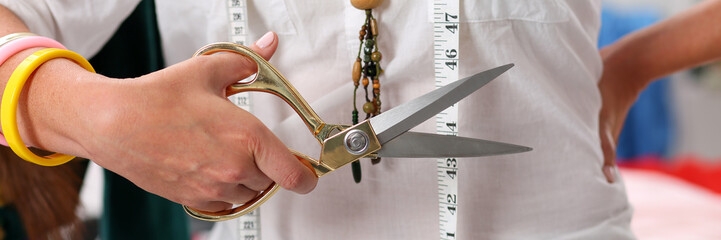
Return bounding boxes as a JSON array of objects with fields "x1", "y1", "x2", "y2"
[{"x1": 1, "y1": 0, "x2": 635, "y2": 239}]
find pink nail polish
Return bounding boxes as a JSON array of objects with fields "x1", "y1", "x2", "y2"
[{"x1": 256, "y1": 32, "x2": 274, "y2": 49}]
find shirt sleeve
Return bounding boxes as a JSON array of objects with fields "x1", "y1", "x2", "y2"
[{"x1": 0, "y1": 0, "x2": 142, "y2": 58}]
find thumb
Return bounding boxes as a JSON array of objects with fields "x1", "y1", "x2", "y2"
[
  {"x1": 248, "y1": 31, "x2": 279, "y2": 61},
  {"x1": 600, "y1": 122, "x2": 618, "y2": 183},
  {"x1": 205, "y1": 31, "x2": 279, "y2": 90}
]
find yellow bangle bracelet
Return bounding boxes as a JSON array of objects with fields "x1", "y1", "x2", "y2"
[{"x1": 1, "y1": 48, "x2": 95, "y2": 166}]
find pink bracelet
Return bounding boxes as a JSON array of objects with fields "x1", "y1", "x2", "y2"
[
  {"x1": 0, "y1": 35, "x2": 66, "y2": 146},
  {"x1": 0, "y1": 35, "x2": 67, "y2": 66}
]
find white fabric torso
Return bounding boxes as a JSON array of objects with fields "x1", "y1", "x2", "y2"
[{"x1": 1, "y1": 0, "x2": 635, "y2": 239}]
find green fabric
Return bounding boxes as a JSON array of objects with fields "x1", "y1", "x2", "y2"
[
  {"x1": 101, "y1": 172, "x2": 189, "y2": 240},
  {"x1": 88, "y1": 0, "x2": 189, "y2": 239},
  {"x1": 0, "y1": 205, "x2": 26, "y2": 240}
]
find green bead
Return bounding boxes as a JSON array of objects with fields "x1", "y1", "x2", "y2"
[
  {"x1": 364, "y1": 47, "x2": 373, "y2": 55},
  {"x1": 362, "y1": 53, "x2": 371, "y2": 62},
  {"x1": 362, "y1": 102, "x2": 376, "y2": 114},
  {"x1": 365, "y1": 39, "x2": 375, "y2": 48},
  {"x1": 352, "y1": 109, "x2": 359, "y2": 124}
]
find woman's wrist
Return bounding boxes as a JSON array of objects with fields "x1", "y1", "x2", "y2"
[
  {"x1": 599, "y1": 45, "x2": 649, "y2": 100},
  {"x1": 7, "y1": 50, "x2": 114, "y2": 158}
]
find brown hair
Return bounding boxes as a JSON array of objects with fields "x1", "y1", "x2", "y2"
[{"x1": 0, "y1": 147, "x2": 84, "y2": 239}]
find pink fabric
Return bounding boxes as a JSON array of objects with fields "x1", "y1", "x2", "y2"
[
  {"x1": 621, "y1": 167, "x2": 721, "y2": 239},
  {"x1": 0, "y1": 35, "x2": 66, "y2": 146}
]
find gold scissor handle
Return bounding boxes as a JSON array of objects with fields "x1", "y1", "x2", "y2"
[
  {"x1": 182, "y1": 43, "x2": 355, "y2": 221},
  {"x1": 184, "y1": 43, "x2": 330, "y2": 221},
  {"x1": 194, "y1": 42, "x2": 328, "y2": 140},
  {"x1": 184, "y1": 150, "x2": 330, "y2": 221},
  {"x1": 183, "y1": 183, "x2": 279, "y2": 221}
]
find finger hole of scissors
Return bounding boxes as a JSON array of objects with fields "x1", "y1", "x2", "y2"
[
  {"x1": 213, "y1": 51, "x2": 260, "y2": 85},
  {"x1": 237, "y1": 72, "x2": 257, "y2": 84},
  {"x1": 226, "y1": 50, "x2": 260, "y2": 85},
  {"x1": 194, "y1": 43, "x2": 263, "y2": 87}
]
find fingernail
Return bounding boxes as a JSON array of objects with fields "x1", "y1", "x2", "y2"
[
  {"x1": 255, "y1": 32, "x2": 274, "y2": 49},
  {"x1": 603, "y1": 165, "x2": 616, "y2": 183}
]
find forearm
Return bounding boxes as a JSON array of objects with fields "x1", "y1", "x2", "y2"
[
  {"x1": 0, "y1": 4, "x2": 107, "y2": 157},
  {"x1": 601, "y1": 0, "x2": 721, "y2": 91},
  {"x1": 596, "y1": 0, "x2": 721, "y2": 181}
]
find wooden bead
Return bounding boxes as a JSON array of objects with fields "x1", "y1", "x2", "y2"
[
  {"x1": 351, "y1": 0, "x2": 384, "y2": 10},
  {"x1": 371, "y1": 18, "x2": 378, "y2": 36},
  {"x1": 359, "y1": 30, "x2": 366, "y2": 36},
  {"x1": 362, "y1": 77, "x2": 369, "y2": 86},
  {"x1": 373, "y1": 99, "x2": 381, "y2": 114},
  {"x1": 373, "y1": 83, "x2": 380, "y2": 89},
  {"x1": 371, "y1": 51, "x2": 382, "y2": 62},
  {"x1": 352, "y1": 58, "x2": 362, "y2": 82},
  {"x1": 363, "y1": 102, "x2": 376, "y2": 113}
]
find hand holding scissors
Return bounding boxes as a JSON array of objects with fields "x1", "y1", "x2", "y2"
[{"x1": 184, "y1": 42, "x2": 531, "y2": 221}]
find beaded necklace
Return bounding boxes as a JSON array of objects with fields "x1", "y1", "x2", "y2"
[
  {"x1": 348, "y1": 2, "x2": 464, "y2": 237},
  {"x1": 350, "y1": 0, "x2": 385, "y2": 183},
  {"x1": 226, "y1": 1, "x2": 463, "y2": 239}
]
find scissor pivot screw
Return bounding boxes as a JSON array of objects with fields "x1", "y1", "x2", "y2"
[{"x1": 344, "y1": 129, "x2": 370, "y2": 155}]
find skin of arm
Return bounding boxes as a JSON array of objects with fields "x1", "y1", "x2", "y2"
[
  {"x1": 0, "y1": 5, "x2": 317, "y2": 212},
  {"x1": 598, "y1": 0, "x2": 721, "y2": 182}
]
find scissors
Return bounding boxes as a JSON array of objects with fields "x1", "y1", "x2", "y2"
[{"x1": 183, "y1": 42, "x2": 531, "y2": 221}]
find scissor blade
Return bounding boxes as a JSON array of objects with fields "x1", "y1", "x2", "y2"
[
  {"x1": 369, "y1": 64, "x2": 514, "y2": 144},
  {"x1": 375, "y1": 131, "x2": 531, "y2": 158}
]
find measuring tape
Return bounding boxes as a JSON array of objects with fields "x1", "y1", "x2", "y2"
[
  {"x1": 433, "y1": 0, "x2": 460, "y2": 239},
  {"x1": 227, "y1": 0, "x2": 259, "y2": 239},
  {"x1": 225, "y1": 1, "x2": 459, "y2": 239},
  {"x1": 226, "y1": 0, "x2": 252, "y2": 112}
]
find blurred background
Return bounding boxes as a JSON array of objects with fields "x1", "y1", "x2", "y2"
[
  {"x1": 601, "y1": 0, "x2": 721, "y2": 239},
  {"x1": 73, "y1": 0, "x2": 721, "y2": 239},
  {"x1": 603, "y1": 0, "x2": 721, "y2": 161}
]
